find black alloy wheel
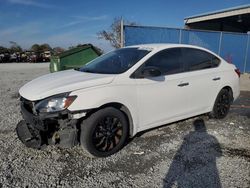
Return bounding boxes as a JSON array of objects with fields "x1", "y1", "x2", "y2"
[
  {"x1": 212, "y1": 89, "x2": 231, "y2": 119},
  {"x1": 92, "y1": 116, "x2": 123, "y2": 152},
  {"x1": 80, "y1": 107, "x2": 129, "y2": 157}
]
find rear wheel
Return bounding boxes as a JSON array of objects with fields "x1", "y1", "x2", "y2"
[
  {"x1": 80, "y1": 107, "x2": 129, "y2": 157},
  {"x1": 211, "y1": 89, "x2": 231, "y2": 119}
]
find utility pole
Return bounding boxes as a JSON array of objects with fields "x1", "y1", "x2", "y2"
[{"x1": 120, "y1": 18, "x2": 124, "y2": 48}]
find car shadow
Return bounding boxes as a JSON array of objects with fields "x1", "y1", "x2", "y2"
[{"x1": 163, "y1": 119, "x2": 222, "y2": 188}]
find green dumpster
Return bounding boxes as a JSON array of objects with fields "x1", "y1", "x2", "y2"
[{"x1": 50, "y1": 44, "x2": 101, "y2": 72}]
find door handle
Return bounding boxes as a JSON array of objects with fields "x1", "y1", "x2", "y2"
[
  {"x1": 178, "y1": 82, "x2": 189, "y2": 87},
  {"x1": 213, "y1": 77, "x2": 221, "y2": 81}
]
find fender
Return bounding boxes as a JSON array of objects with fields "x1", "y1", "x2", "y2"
[{"x1": 68, "y1": 85, "x2": 139, "y2": 136}]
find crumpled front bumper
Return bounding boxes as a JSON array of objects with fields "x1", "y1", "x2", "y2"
[
  {"x1": 16, "y1": 100, "x2": 78, "y2": 149},
  {"x1": 20, "y1": 103, "x2": 47, "y2": 131}
]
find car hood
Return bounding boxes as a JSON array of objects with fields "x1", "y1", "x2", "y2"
[{"x1": 19, "y1": 69, "x2": 115, "y2": 101}]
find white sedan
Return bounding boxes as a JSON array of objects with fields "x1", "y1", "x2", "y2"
[{"x1": 16, "y1": 44, "x2": 240, "y2": 157}]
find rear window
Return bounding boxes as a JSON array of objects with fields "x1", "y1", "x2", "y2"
[{"x1": 182, "y1": 48, "x2": 220, "y2": 71}]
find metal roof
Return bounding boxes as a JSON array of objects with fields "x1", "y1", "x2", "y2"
[
  {"x1": 185, "y1": 4, "x2": 250, "y2": 24},
  {"x1": 185, "y1": 4, "x2": 250, "y2": 19}
]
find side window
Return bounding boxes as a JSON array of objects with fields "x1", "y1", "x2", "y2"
[
  {"x1": 182, "y1": 48, "x2": 220, "y2": 71},
  {"x1": 211, "y1": 56, "x2": 221, "y2": 68},
  {"x1": 144, "y1": 48, "x2": 183, "y2": 75}
]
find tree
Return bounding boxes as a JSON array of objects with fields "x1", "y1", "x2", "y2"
[
  {"x1": 52, "y1": 47, "x2": 65, "y2": 54},
  {"x1": 30, "y1": 43, "x2": 52, "y2": 53},
  {"x1": 9, "y1": 41, "x2": 22, "y2": 53},
  {"x1": 0, "y1": 46, "x2": 8, "y2": 54},
  {"x1": 40, "y1": 43, "x2": 52, "y2": 51},
  {"x1": 97, "y1": 17, "x2": 137, "y2": 48},
  {"x1": 30, "y1": 44, "x2": 40, "y2": 53}
]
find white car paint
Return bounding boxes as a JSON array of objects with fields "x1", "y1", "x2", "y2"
[
  {"x1": 19, "y1": 69, "x2": 115, "y2": 101},
  {"x1": 19, "y1": 44, "x2": 240, "y2": 137}
]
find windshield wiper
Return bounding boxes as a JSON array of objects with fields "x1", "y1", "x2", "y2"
[{"x1": 81, "y1": 69, "x2": 95, "y2": 73}]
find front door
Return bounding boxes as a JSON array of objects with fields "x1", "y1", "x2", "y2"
[{"x1": 134, "y1": 48, "x2": 189, "y2": 130}]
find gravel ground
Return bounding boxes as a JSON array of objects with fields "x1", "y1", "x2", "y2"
[{"x1": 0, "y1": 63, "x2": 249, "y2": 188}]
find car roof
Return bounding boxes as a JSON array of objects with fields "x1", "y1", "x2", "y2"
[{"x1": 127, "y1": 43, "x2": 209, "y2": 51}]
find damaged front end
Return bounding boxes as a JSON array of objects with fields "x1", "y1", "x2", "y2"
[{"x1": 16, "y1": 95, "x2": 82, "y2": 149}]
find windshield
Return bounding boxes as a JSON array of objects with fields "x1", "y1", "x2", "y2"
[{"x1": 79, "y1": 47, "x2": 151, "y2": 74}]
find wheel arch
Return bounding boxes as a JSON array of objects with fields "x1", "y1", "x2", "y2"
[
  {"x1": 85, "y1": 102, "x2": 135, "y2": 137},
  {"x1": 221, "y1": 86, "x2": 233, "y2": 102},
  {"x1": 210, "y1": 85, "x2": 234, "y2": 113},
  {"x1": 210, "y1": 85, "x2": 233, "y2": 119}
]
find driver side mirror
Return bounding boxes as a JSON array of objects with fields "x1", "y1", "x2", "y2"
[{"x1": 141, "y1": 66, "x2": 162, "y2": 78}]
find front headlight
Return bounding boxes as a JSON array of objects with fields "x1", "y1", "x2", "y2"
[{"x1": 35, "y1": 93, "x2": 77, "y2": 113}]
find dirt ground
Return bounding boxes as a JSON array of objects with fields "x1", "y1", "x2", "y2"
[{"x1": 0, "y1": 63, "x2": 249, "y2": 188}]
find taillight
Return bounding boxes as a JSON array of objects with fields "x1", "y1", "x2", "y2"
[{"x1": 234, "y1": 69, "x2": 240, "y2": 78}]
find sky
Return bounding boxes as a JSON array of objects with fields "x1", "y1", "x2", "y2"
[{"x1": 0, "y1": 0, "x2": 249, "y2": 52}]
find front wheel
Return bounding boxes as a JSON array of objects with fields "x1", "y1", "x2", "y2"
[
  {"x1": 80, "y1": 107, "x2": 129, "y2": 157},
  {"x1": 210, "y1": 89, "x2": 231, "y2": 119}
]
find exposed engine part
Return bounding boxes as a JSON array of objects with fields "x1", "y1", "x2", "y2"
[
  {"x1": 16, "y1": 120, "x2": 42, "y2": 149},
  {"x1": 51, "y1": 131, "x2": 60, "y2": 145}
]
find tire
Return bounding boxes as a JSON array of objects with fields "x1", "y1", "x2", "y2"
[
  {"x1": 210, "y1": 89, "x2": 231, "y2": 119},
  {"x1": 80, "y1": 107, "x2": 129, "y2": 157}
]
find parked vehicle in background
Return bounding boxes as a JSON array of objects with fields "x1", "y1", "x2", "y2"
[
  {"x1": 3, "y1": 53, "x2": 10, "y2": 62},
  {"x1": 49, "y1": 44, "x2": 101, "y2": 72},
  {"x1": 6, "y1": 52, "x2": 22, "y2": 62},
  {"x1": 0, "y1": 44, "x2": 53, "y2": 63},
  {"x1": 9, "y1": 53, "x2": 17, "y2": 62},
  {"x1": 43, "y1": 51, "x2": 51, "y2": 62},
  {"x1": 21, "y1": 53, "x2": 28, "y2": 62},
  {"x1": 0, "y1": 54, "x2": 4, "y2": 63},
  {"x1": 16, "y1": 44, "x2": 240, "y2": 157},
  {"x1": 30, "y1": 53, "x2": 37, "y2": 63}
]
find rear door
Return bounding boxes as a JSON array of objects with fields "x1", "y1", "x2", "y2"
[{"x1": 181, "y1": 48, "x2": 221, "y2": 114}]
